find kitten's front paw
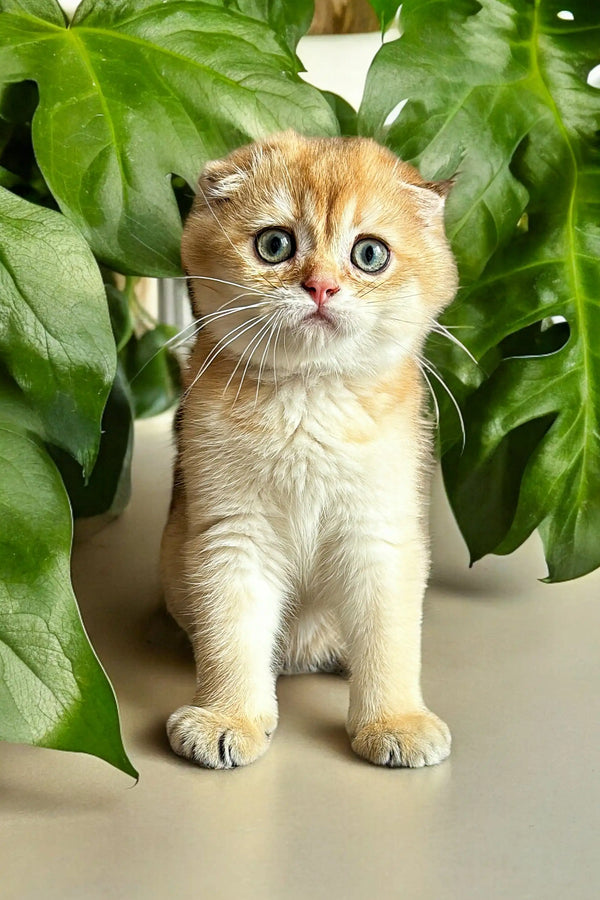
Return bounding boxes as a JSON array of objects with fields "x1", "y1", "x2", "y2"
[
  {"x1": 166, "y1": 705, "x2": 276, "y2": 769},
  {"x1": 350, "y1": 710, "x2": 451, "y2": 768}
]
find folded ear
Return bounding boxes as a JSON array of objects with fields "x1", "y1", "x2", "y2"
[
  {"x1": 197, "y1": 157, "x2": 249, "y2": 202},
  {"x1": 422, "y1": 177, "x2": 456, "y2": 199},
  {"x1": 403, "y1": 175, "x2": 456, "y2": 223}
]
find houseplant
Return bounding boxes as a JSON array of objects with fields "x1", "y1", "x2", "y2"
[{"x1": 0, "y1": 0, "x2": 598, "y2": 774}]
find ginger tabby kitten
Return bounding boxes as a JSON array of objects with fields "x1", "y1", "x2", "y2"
[{"x1": 161, "y1": 132, "x2": 457, "y2": 768}]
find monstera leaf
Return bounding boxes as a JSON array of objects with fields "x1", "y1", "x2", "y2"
[
  {"x1": 228, "y1": 0, "x2": 315, "y2": 51},
  {"x1": 360, "y1": 0, "x2": 600, "y2": 581},
  {"x1": 367, "y1": 0, "x2": 399, "y2": 32},
  {"x1": 0, "y1": 0, "x2": 337, "y2": 276}
]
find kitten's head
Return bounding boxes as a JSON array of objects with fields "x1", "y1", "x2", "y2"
[{"x1": 182, "y1": 132, "x2": 458, "y2": 377}]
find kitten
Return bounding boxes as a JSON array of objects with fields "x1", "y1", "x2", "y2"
[{"x1": 161, "y1": 131, "x2": 458, "y2": 769}]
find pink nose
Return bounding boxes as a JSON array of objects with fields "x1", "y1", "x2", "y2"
[{"x1": 302, "y1": 277, "x2": 340, "y2": 307}]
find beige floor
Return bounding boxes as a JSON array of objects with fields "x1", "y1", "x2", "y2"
[{"x1": 2, "y1": 412, "x2": 600, "y2": 900}]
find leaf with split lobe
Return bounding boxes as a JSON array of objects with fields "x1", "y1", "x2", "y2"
[
  {"x1": 0, "y1": 0, "x2": 338, "y2": 276},
  {"x1": 0, "y1": 186, "x2": 114, "y2": 476},
  {"x1": 0, "y1": 373, "x2": 137, "y2": 777},
  {"x1": 360, "y1": 0, "x2": 600, "y2": 580},
  {"x1": 366, "y1": 0, "x2": 399, "y2": 32},
  {"x1": 359, "y1": 0, "x2": 536, "y2": 283}
]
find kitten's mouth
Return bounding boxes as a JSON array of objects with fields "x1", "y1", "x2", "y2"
[{"x1": 304, "y1": 309, "x2": 336, "y2": 327}]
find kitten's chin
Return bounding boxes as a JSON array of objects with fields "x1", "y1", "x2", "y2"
[
  {"x1": 302, "y1": 309, "x2": 336, "y2": 327},
  {"x1": 273, "y1": 323, "x2": 410, "y2": 378},
  {"x1": 284, "y1": 312, "x2": 352, "y2": 357}
]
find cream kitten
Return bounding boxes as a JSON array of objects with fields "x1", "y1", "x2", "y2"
[{"x1": 161, "y1": 131, "x2": 458, "y2": 769}]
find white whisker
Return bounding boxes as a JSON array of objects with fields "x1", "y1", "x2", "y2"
[
  {"x1": 129, "y1": 318, "x2": 199, "y2": 383},
  {"x1": 184, "y1": 314, "x2": 269, "y2": 399},
  {"x1": 171, "y1": 273, "x2": 279, "y2": 300},
  {"x1": 281, "y1": 319, "x2": 291, "y2": 370},
  {"x1": 420, "y1": 358, "x2": 466, "y2": 452},
  {"x1": 198, "y1": 314, "x2": 268, "y2": 377},
  {"x1": 201, "y1": 299, "x2": 270, "y2": 324},
  {"x1": 271, "y1": 312, "x2": 286, "y2": 394},
  {"x1": 231, "y1": 313, "x2": 279, "y2": 407},
  {"x1": 169, "y1": 299, "x2": 271, "y2": 369},
  {"x1": 431, "y1": 323, "x2": 479, "y2": 367},
  {"x1": 154, "y1": 296, "x2": 271, "y2": 366},
  {"x1": 416, "y1": 361, "x2": 440, "y2": 429},
  {"x1": 223, "y1": 314, "x2": 275, "y2": 398},
  {"x1": 384, "y1": 310, "x2": 479, "y2": 370},
  {"x1": 213, "y1": 291, "x2": 262, "y2": 312},
  {"x1": 255, "y1": 312, "x2": 282, "y2": 408}
]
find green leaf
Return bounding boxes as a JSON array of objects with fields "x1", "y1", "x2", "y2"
[
  {"x1": 50, "y1": 365, "x2": 134, "y2": 519},
  {"x1": 226, "y1": 0, "x2": 315, "y2": 54},
  {"x1": 1, "y1": 0, "x2": 65, "y2": 27},
  {"x1": 0, "y1": 81, "x2": 54, "y2": 206},
  {"x1": 443, "y1": 409, "x2": 556, "y2": 566},
  {"x1": 0, "y1": 187, "x2": 115, "y2": 475},
  {"x1": 321, "y1": 90, "x2": 358, "y2": 136},
  {"x1": 366, "y1": 0, "x2": 399, "y2": 32},
  {"x1": 0, "y1": 0, "x2": 338, "y2": 276},
  {"x1": 0, "y1": 78, "x2": 38, "y2": 124},
  {"x1": 359, "y1": 0, "x2": 535, "y2": 282},
  {"x1": 0, "y1": 372, "x2": 136, "y2": 777},
  {"x1": 105, "y1": 284, "x2": 134, "y2": 353},
  {"x1": 121, "y1": 323, "x2": 181, "y2": 418},
  {"x1": 360, "y1": 0, "x2": 600, "y2": 581}
]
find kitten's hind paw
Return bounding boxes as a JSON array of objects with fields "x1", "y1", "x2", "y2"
[
  {"x1": 350, "y1": 710, "x2": 451, "y2": 768},
  {"x1": 166, "y1": 705, "x2": 275, "y2": 769}
]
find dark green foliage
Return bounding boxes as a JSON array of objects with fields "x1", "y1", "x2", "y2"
[
  {"x1": 360, "y1": 0, "x2": 600, "y2": 581},
  {"x1": 0, "y1": 0, "x2": 330, "y2": 774},
  {"x1": 0, "y1": 367, "x2": 136, "y2": 776},
  {"x1": 366, "y1": 0, "x2": 399, "y2": 32},
  {"x1": 121, "y1": 325, "x2": 181, "y2": 419},
  {"x1": 0, "y1": 0, "x2": 336, "y2": 275},
  {"x1": 0, "y1": 187, "x2": 114, "y2": 476},
  {"x1": 0, "y1": 0, "x2": 598, "y2": 777}
]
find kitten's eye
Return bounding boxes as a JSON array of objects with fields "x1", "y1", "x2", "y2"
[
  {"x1": 255, "y1": 228, "x2": 295, "y2": 264},
  {"x1": 351, "y1": 237, "x2": 390, "y2": 273}
]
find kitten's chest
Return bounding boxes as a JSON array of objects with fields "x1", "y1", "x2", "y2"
[{"x1": 234, "y1": 379, "x2": 378, "y2": 499}]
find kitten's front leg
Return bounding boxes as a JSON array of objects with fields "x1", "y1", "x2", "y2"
[
  {"x1": 336, "y1": 523, "x2": 451, "y2": 768},
  {"x1": 166, "y1": 517, "x2": 287, "y2": 769}
]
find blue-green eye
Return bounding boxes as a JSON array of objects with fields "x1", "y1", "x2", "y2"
[
  {"x1": 351, "y1": 237, "x2": 390, "y2": 273},
  {"x1": 255, "y1": 228, "x2": 295, "y2": 264}
]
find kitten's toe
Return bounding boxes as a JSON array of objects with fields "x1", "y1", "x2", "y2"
[
  {"x1": 166, "y1": 705, "x2": 276, "y2": 769},
  {"x1": 350, "y1": 709, "x2": 451, "y2": 768}
]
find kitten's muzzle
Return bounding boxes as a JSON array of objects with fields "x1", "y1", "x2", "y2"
[{"x1": 301, "y1": 276, "x2": 340, "y2": 309}]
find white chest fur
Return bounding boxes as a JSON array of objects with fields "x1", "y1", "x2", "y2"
[{"x1": 184, "y1": 372, "x2": 424, "y2": 565}]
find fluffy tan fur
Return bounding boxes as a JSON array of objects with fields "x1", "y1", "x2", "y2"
[{"x1": 161, "y1": 132, "x2": 458, "y2": 769}]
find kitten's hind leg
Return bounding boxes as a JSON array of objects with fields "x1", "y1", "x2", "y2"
[{"x1": 159, "y1": 475, "x2": 189, "y2": 631}]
